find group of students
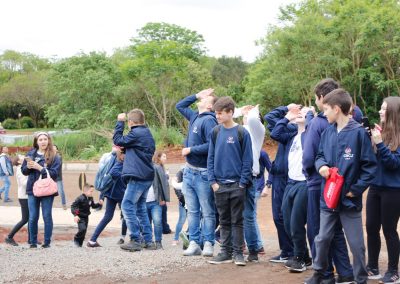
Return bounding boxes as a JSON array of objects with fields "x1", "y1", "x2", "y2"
[{"x1": 1, "y1": 79, "x2": 399, "y2": 284}]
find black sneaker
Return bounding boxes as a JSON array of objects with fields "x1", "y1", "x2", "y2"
[
  {"x1": 380, "y1": 270, "x2": 400, "y2": 283},
  {"x1": 285, "y1": 256, "x2": 295, "y2": 269},
  {"x1": 234, "y1": 254, "x2": 246, "y2": 266},
  {"x1": 304, "y1": 272, "x2": 324, "y2": 284},
  {"x1": 41, "y1": 244, "x2": 50, "y2": 248},
  {"x1": 121, "y1": 240, "x2": 142, "y2": 252},
  {"x1": 336, "y1": 274, "x2": 355, "y2": 284},
  {"x1": 87, "y1": 241, "x2": 101, "y2": 248},
  {"x1": 288, "y1": 256, "x2": 306, "y2": 272},
  {"x1": 117, "y1": 238, "x2": 124, "y2": 245},
  {"x1": 304, "y1": 255, "x2": 312, "y2": 267},
  {"x1": 5, "y1": 237, "x2": 18, "y2": 246},
  {"x1": 208, "y1": 252, "x2": 233, "y2": 264},
  {"x1": 367, "y1": 266, "x2": 382, "y2": 280},
  {"x1": 270, "y1": 254, "x2": 289, "y2": 263},
  {"x1": 247, "y1": 250, "x2": 259, "y2": 262},
  {"x1": 30, "y1": 244, "x2": 37, "y2": 249}
]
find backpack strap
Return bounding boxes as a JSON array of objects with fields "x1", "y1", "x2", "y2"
[
  {"x1": 213, "y1": 124, "x2": 245, "y2": 153},
  {"x1": 212, "y1": 125, "x2": 222, "y2": 145}
]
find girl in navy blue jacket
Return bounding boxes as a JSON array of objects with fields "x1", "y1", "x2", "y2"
[{"x1": 366, "y1": 96, "x2": 400, "y2": 283}]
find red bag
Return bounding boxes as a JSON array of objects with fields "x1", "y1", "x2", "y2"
[
  {"x1": 33, "y1": 169, "x2": 58, "y2": 197},
  {"x1": 323, "y1": 167, "x2": 344, "y2": 209}
]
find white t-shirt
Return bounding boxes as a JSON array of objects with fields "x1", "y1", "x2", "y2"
[
  {"x1": 288, "y1": 133, "x2": 306, "y2": 181},
  {"x1": 146, "y1": 185, "x2": 156, "y2": 202}
]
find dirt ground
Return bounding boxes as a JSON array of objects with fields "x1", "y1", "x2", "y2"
[{"x1": 0, "y1": 144, "x2": 388, "y2": 283}]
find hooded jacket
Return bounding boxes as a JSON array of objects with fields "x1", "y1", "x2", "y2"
[
  {"x1": 315, "y1": 119, "x2": 377, "y2": 211},
  {"x1": 176, "y1": 94, "x2": 218, "y2": 168}
]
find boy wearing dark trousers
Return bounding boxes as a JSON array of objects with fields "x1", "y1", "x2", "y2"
[
  {"x1": 305, "y1": 89, "x2": 377, "y2": 284},
  {"x1": 271, "y1": 106, "x2": 312, "y2": 273},
  {"x1": 71, "y1": 184, "x2": 102, "y2": 247},
  {"x1": 207, "y1": 97, "x2": 253, "y2": 266},
  {"x1": 302, "y1": 78, "x2": 354, "y2": 283}
]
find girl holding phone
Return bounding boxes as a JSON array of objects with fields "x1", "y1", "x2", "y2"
[
  {"x1": 21, "y1": 132, "x2": 61, "y2": 248},
  {"x1": 366, "y1": 97, "x2": 400, "y2": 283}
]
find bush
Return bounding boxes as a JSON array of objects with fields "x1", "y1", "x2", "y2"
[
  {"x1": 150, "y1": 126, "x2": 184, "y2": 148},
  {"x1": 2, "y1": 118, "x2": 19, "y2": 129},
  {"x1": 20, "y1": 116, "x2": 34, "y2": 128}
]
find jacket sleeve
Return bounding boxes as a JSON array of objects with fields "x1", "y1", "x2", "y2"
[
  {"x1": 270, "y1": 118, "x2": 295, "y2": 145},
  {"x1": 240, "y1": 130, "x2": 254, "y2": 187},
  {"x1": 260, "y1": 151, "x2": 272, "y2": 172},
  {"x1": 303, "y1": 119, "x2": 322, "y2": 176},
  {"x1": 315, "y1": 132, "x2": 330, "y2": 172},
  {"x1": 190, "y1": 117, "x2": 217, "y2": 155},
  {"x1": 109, "y1": 161, "x2": 123, "y2": 180},
  {"x1": 376, "y1": 143, "x2": 400, "y2": 170},
  {"x1": 207, "y1": 127, "x2": 217, "y2": 185},
  {"x1": 90, "y1": 198, "x2": 102, "y2": 209},
  {"x1": 176, "y1": 94, "x2": 197, "y2": 121},
  {"x1": 71, "y1": 196, "x2": 81, "y2": 216},
  {"x1": 264, "y1": 106, "x2": 289, "y2": 132},
  {"x1": 113, "y1": 121, "x2": 140, "y2": 148},
  {"x1": 349, "y1": 131, "x2": 378, "y2": 196},
  {"x1": 246, "y1": 107, "x2": 266, "y2": 145},
  {"x1": 45, "y1": 155, "x2": 61, "y2": 181}
]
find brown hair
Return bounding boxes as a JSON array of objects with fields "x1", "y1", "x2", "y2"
[
  {"x1": 33, "y1": 133, "x2": 56, "y2": 165},
  {"x1": 208, "y1": 93, "x2": 218, "y2": 106},
  {"x1": 323, "y1": 88, "x2": 353, "y2": 115},
  {"x1": 12, "y1": 156, "x2": 20, "y2": 166},
  {"x1": 83, "y1": 183, "x2": 94, "y2": 192},
  {"x1": 213, "y1": 96, "x2": 235, "y2": 113},
  {"x1": 314, "y1": 78, "x2": 340, "y2": 99},
  {"x1": 153, "y1": 151, "x2": 166, "y2": 168},
  {"x1": 381, "y1": 96, "x2": 400, "y2": 151},
  {"x1": 128, "y1": 109, "x2": 145, "y2": 124}
]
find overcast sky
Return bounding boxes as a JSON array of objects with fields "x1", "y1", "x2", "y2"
[{"x1": 0, "y1": 0, "x2": 297, "y2": 63}]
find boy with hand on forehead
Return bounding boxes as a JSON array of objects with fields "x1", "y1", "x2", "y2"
[{"x1": 305, "y1": 89, "x2": 377, "y2": 284}]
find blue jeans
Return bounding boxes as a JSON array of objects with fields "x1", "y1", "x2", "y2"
[
  {"x1": 243, "y1": 178, "x2": 259, "y2": 252},
  {"x1": 91, "y1": 198, "x2": 120, "y2": 242},
  {"x1": 174, "y1": 203, "x2": 187, "y2": 241},
  {"x1": 0, "y1": 175, "x2": 11, "y2": 200},
  {"x1": 255, "y1": 190, "x2": 264, "y2": 249},
  {"x1": 147, "y1": 201, "x2": 163, "y2": 242},
  {"x1": 56, "y1": 180, "x2": 66, "y2": 206},
  {"x1": 28, "y1": 194, "x2": 54, "y2": 245},
  {"x1": 183, "y1": 167, "x2": 215, "y2": 244},
  {"x1": 121, "y1": 179, "x2": 153, "y2": 243}
]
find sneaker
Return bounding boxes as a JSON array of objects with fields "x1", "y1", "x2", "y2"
[
  {"x1": 336, "y1": 274, "x2": 355, "y2": 284},
  {"x1": 30, "y1": 244, "x2": 38, "y2": 249},
  {"x1": 5, "y1": 237, "x2": 18, "y2": 246},
  {"x1": 380, "y1": 270, "x2": 400, "y2": 283},
  {"x1": 4, "y1": 198, "x2": 13, "y2": 203},
  {"x1": 87, "y1": 241, "x2": 101, "y2": 248},
  {"x1": 155, "y1": 242, "x2": 163, "y2": 250},
  {"x1": 41, "y1": 244, "x2": 50, "y2": 248},
  {"x1": 183, "y1": 241, "x2": 202, "y2": 256},
  {"x1": 367, "y1": 266, "x2": 382, "y2": 280},
  {"x1": 288, "y1": 256, "x2": 306, "y2": 272},
  {"x1": 304, "y1": 255, "x2": 313, "y2": 267},
  {"x1": 304, "y1": 272, "x2": 325, "y2": 284},
  {"x1": 62, "y1": 204, "x2": 68, "y2": 210},
  {"x1": 247, "y1": 250, "x2": 259, "y2": 262},
  {"x1": 179, "y1": 231, "x2": 189, "y2": 250},
  {"x1": 270, "y1": 254, "x2": 289, "y2": 263},
  {"x1": 285, "y1": 257, "x2": 295, "y2": 269},
  {"x1": 208, "y1": 252, "x2": 233, "y2": 264},
  {"x1": 121, "y1": 240, "x2": 142, "y2": 252},
  {"x1": 143, "y1": 242, "x2": 157, "y2": 250},
  {"x1": 202, "y1": 241, "x2": 214, "y2": 257},
  {"x1": 234, "y1": 254, "x2": 247, "y2": 266},
  {"x1": 117, "y1": 238, "x2": 124, "y2": 245},
  {"x1": 258, "y1": 247, "x2": 265, "y2": 255}
]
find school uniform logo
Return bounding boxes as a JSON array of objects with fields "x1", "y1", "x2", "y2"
[
  {"x1": 192, "y1": 126, "x2": 198, "y2": 134},
  {"x1": 227, "y1": 136, "x2": 235, "y2": 144},
  {"x1": 343, "y1": 147, "x2": 354, "y2": 160}
]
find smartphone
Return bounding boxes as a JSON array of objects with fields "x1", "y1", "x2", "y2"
[{"x1": 361, "y1": 116, "x2": 373, "y2": 137}]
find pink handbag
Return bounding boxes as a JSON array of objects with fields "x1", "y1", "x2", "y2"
[{"x1": 33, "y1": 169, "x2": 58, "y2": 197}]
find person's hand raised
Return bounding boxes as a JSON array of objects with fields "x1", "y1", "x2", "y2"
[{"x1": 117, "y1": 113, "x2": 126, "y2": 122}]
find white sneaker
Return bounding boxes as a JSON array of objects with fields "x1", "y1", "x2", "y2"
[
  {"x1": 202, "y1": 241, "x2": 214, "y2": 257},
  {"x1": 183, "y1": 241, "x2": 202, "y2": 256}
]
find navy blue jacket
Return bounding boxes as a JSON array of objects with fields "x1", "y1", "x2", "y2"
[
  {"x1": 176, "y1": 95, "x2": 218, "y2": 168},
  {"x1": 101, "y1": 160, "x2": 126, "y2": 202},
  {"x1": 208, "y1": 124, "x2": 253, "y2": 187},
  {"x1": 21, "y1": 149, "x2": 61, "y2": 196},
  {"x1": 113, "y1": 122, "x2": 155, "y2": 182},
  {"x1": 264, "y1": 106, "x2": 297, "y2": 177},
  {"x1": 303, "y1": 112, "x2": 330, "y2": 188},
  {"x1": 256, "y1": 150, "x2": 272, "y2": 192},
  {"x1": 315, "y1": 119, "x2": 377, "y2": 211},
  {"x1": 371, "y1": 143, "x2": 400, "y2": 190}
]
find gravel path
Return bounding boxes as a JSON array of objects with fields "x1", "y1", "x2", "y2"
[{"x1": 0, "y1": 234, "x2": 209, "y2": 283}]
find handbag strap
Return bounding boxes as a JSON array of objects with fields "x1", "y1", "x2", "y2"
[{"x1": 39, "y1": 169, "x2": 50, "y2": 180}]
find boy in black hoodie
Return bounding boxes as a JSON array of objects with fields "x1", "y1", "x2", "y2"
[
  {"x1": 71, "y1": 184, "x2": 102, "y2": 247},
  {"x1": 305, "y1": 89, "x2": 377, "y2": 284}
]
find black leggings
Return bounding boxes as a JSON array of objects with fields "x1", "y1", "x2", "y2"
[
  {"x1": 8, "y1": 199, "x2": 29, "y2": 239},
  {"x1": 366, "y1": 188, "x2": 400, "y2": 271}
]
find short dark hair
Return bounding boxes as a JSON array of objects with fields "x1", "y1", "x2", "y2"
[
  {"x1": 83, "y1": 183, "x2": 94, "y2": 192},
  {"x1": 314, "y1": 78, "x2": 340, "y2": 99},
  {"x1": 213, "y1": 96, "x2": 235, "y2": 113},
  {"x1": 128, "y1": 109, "x2": 145, "y2": 124},
  {"x1": 323, "y1": 88, "x2": 353, "y2": 115},
  {"x1": 209, "y1": 93, "x2": 218, "y2": 106}
]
